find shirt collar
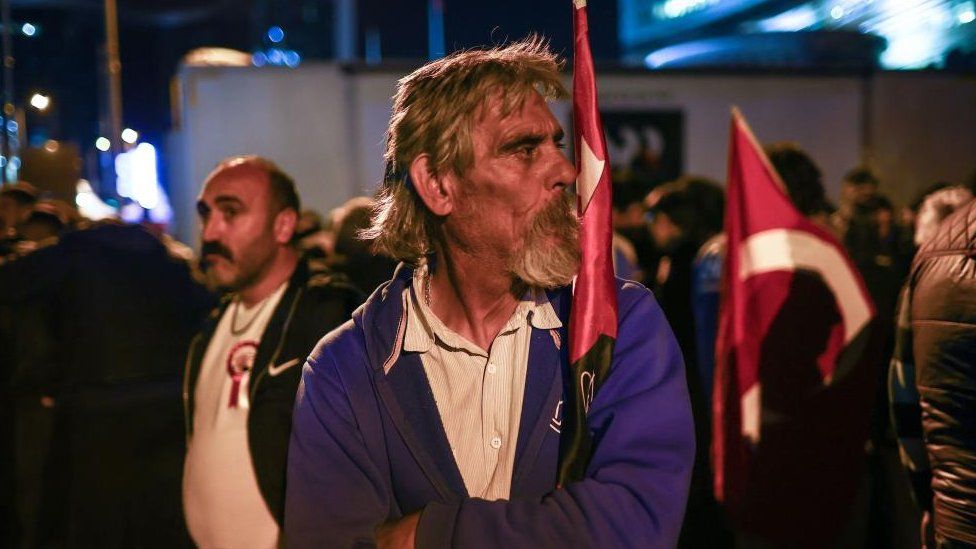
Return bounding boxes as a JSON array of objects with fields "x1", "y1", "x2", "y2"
[{"x1": 402, "y1": 264, "x2": 562, "y2": 355}]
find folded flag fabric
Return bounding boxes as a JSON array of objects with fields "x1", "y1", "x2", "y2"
[{"x1": 558, "y1": 0, "x2": 619, "y2": 485}]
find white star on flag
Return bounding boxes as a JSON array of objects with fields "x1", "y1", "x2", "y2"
[{"x1": 576, "y1": 137, "x2": 605, "y2": 214}]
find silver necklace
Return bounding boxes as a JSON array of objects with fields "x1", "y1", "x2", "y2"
[{"x1": 230, "y1": 296, "x2": 271, "y2": 336}]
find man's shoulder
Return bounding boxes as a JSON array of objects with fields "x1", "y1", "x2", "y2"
[
  {"x1": 614, "y1": 277, "x2": 659, "y2": 314},
  {"x1": 305, "y1": 270, "x2": 409, "y2": 378},
  {"x1": 309, "y1": 313, "x2": 363, "y2": 353},
  {"x1": 545, "y1": 278, "x2": 659, "y2": 325},
  {"x1": 303, "y1": 316, "x2": 371, "y2": 388}
]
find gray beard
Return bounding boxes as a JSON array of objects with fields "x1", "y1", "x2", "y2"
[{"x1": 509, "y1": 192, "x2": 581, "y2": 289}]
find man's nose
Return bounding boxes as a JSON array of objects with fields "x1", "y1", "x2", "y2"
[
  {"x1": 547, "y1": 149, "x2": 577, "y2": 191},
  {"x1": 201, "y1": 216, "x2": 221, "y2": 243}
]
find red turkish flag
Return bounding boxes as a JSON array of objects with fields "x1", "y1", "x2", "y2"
[
  {"x1": 557, "y1": 0, "x2": 619, "y2": 485},
  {"x1": 712, "y1": 110, "x2": 880, "y2": 544}
]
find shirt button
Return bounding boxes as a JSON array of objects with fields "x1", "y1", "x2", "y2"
[
  {"x1": 490, "y1": 436, "x2": 501, "y2": 449},
  {"x1": 487, "y1": 362, "x2": 497, "y2": 374}
]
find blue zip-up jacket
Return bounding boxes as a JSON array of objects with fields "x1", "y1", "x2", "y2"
[{"x1": 285, "y1": 265, "x2": 694, "y2": 548}]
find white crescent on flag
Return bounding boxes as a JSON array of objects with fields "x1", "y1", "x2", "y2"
[
  {"x1": 577, "y1": 137, "x2": 605, "y2": 214},
  {"x1": 738, "y1": 228, "x2": 872, "y2": 345}
]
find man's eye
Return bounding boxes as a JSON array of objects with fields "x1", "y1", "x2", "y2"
[
  {"x1": 555, "y1": 141, "x2": 566, "y2": 150},
  {"x1": 222, "y1": 208, "x2": 239, "y2": 220},
  {"x1": 518, "y1": 145, "x2": 538, "y2": 157}
]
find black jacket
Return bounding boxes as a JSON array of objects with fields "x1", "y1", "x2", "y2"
[
  {"x1": 183, "y1": 257, "x2": 362, "y2": 524},
  {"x1": 909, "y1": 198, "x2": 976, "y2": 545}
]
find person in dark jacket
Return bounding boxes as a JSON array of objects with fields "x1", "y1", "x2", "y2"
[
  {"x1": 646, "y1": 175, "x2": 732, "y2": 548},
  {"x1": 896, "y1": 194, "x2": 976, "y2": 548},
  {"x1": 285, "y1": 38, "x2": 694, "y2": 548},
  {"x1": 327, "y1": 196, "x2": 398, "y2": 296},
  {"x1": 0, "y1": 219, "x2": 214, "y2": 548},
  {"x1": 182, "y1": 156, "x2": 361, "y2": 549}
]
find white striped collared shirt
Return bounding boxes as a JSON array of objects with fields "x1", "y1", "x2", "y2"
[{"x1": 403, "y1": 266, "x2": 562, "y2": 500}]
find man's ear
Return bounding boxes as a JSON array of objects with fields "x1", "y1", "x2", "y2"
[
  {"x1": 273, "y1": 208, "x2": 298, "y2": 245},
  {"x1": 409, "y1": 154, "x2": 453, "y2": 217}
]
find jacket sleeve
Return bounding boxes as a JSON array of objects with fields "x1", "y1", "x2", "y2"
[
  {"x1": 417, "y1": 286, "x2": 695, "y2": 548},
  {"x1": 284, "y1": 331, "x2": 392, "y2": 548},
  {"x1": 887, "y1": 284, "x2": 932, "y2": 511}
]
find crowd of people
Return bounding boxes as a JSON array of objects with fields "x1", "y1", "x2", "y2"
[
  {"x1": 0, "y1": 38, "x2": 974, "y2": 548},
  {"x1": 0, "y1": 162, "x2": 393, "y2": 547},
  {"x1": 610, "y1": 142, "x2": 976, "y2": 547}
]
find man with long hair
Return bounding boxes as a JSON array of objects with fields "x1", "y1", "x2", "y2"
[{"x1": 285, "y1": 38, "x2": 693, "y2": 547}]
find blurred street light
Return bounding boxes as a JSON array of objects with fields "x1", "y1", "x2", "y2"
[
  {"x1": 21, "y1": 23, "x2": 36, "y2": 37},
  {"x1": 95, "y1": 136, "x2": 111, "y2": 151},
  {"x1": 121, "y1": 127, "x2": 138, "y2": 144},
  {"x1": 267, "y1": 26, "x2": 285, "y2": 43},
  {"x1": 29, "y1": 92, "x2": 50, "y2": 111}
]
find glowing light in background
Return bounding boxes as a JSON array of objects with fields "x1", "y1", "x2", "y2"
[
  {"x1": 115, "y1": 142, "x2": 160, "y2": 209},
  {"x1": 284, "y1": 50, "x2": 301, "y2": 67},
  {"x1": 147, "y1": 188, "x2": 174, "y2": 224},
  {"x1": 29, "y1": 93, "x2": 50, "y2": 111},
  {"x1": 95, "y1": 137, "x2": 111, "y2": 151},
  {"x1": 957, "y1": 1, "x2": 976, "y2": 23},
  {"x1": 253, "y1": 48, "x2": 301, "y2": 68},
  {"x1": 21, "y1": 23, "x2": 36, "y2": 36},
  {"x1": 831, "y1": 5, "x2": 846, "y2": 18},
  {"x1": 861, "y1": 0, "x2": 958, "y2": 68},
  {"x1": 645, "y1": 40, "x2": 727, "y2": 67},
  {"x1": 754, "y1": 5, "x2": 820, "y2": 31},
  {"x1": 7, "y1": 156, "x2": 20, "y2": 182},
  {"x1": 121, "y1": 128, "x2": 139, "y2": 144},
  {"x1": 267, "y1": 26, "x2": 285, "y2": 43},
  {"x1": 119, "y1": 202, "x2": 145, "y2": 223},
  {"x1": 6, "y1": 120, "x2": 17, "y2": 133},
  {"x1": 43, "y1": 139, "x2": 59, "y2": 153},
  {"x1": 655, "y1": 0, "x2": 721, "y2": 18},
  {"x1": 75, "y1": 180, "x2": 117, "y2": 221}
]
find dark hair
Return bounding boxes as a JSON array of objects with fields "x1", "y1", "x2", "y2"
[
  {"x1": 856, "y1": 194, "x2": 893, "y2": 214},
  {"x1": 335, "y1": 199, "x2": 375, "y2": 257},
  {"x1": 0, "y1": 181, "x2": 39, "y2": 206},
  {"x1": 611, "y1": 179, "x2": 649, "y2": 212},
  {"x1": 266, "y1": 165, "x2": 300, "y2": 214},
  {"x1": 843, "y1": 166, "x2": 879, "y2": 188},
  {"x1": 765, "y1": 142, "x2": 828, "y2": 217},
  {"x1": 651, "y1": 175, "x2": 725, "y2": 247}
]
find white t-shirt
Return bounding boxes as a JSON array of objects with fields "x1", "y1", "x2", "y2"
[{"x1": 183, "y1": 282, "x2": 287, "y2": 549}]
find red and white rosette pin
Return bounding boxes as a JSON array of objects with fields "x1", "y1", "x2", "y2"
[{"x1": 226, "y1": 340, "x2": 259, "y2": 408}]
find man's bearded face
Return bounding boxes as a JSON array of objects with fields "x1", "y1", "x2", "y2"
[
  {"x1": 509, "y1": 191, "x2": 580, "y2": 289},
  {"x1": 441, "y1": 90, "x2": 580, "y2": 289}
]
